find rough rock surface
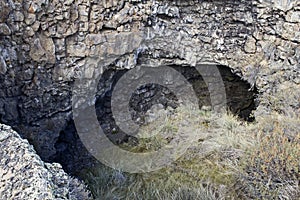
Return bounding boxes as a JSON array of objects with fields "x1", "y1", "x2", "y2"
[
  {"x1": 0, "y1": 124, "x2": 92, "y2": 200},
  {"x1": 0, "y1": 0, "x2": 299, "y2": 174}
]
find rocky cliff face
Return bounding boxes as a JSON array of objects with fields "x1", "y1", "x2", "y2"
[{"x1": 0, "y1": 0, "x2": 299, "y2": 174}]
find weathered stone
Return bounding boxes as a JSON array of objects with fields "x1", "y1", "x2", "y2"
[
  {"x1": 29, "y1": 38, "x2": 46, "y2": 62},
  {"x1": 0, "y1": 124, "x2": 92, "y2": 199},
  {"x1": 113, "y1": 3, "x2": 131, "y2": 24},
  {"x1": 103, "y1": 0, "x2": 116, "y2": 9},
  {"x1": 29, "y1": 33, "x2": 56, "y2": 64},
  {"x1": 86, "y1": 34, "x2": 106, "y2": 46},
  {"x1": 31, "y1": 21, "x2": 40, "y2": 31},
  {"x1": 67, "y1": 42, "x2": 87, "y2": 57},
  {"x1": 0, "y1": 56, "x2": 7, "y2": 74},
  {"x1": 13, "y1": 11, "x2": 24, "y2": 22},
  {"x1": 105, "y1": 32, "x2": 143, "y2": 56},
  {"x1": 83, "y1": 64, "x2": 95, "y2": 79},
  {"x1": 281, "y1": 22, "x2": 300, "y2": 42},
  {"x1": 0, "y1": 1, "x2": 10, "y2": 23},
  {"x1": 286, "y1": 11, "x2": 300, "y2": 23},
  {"x1": 79, "y1": 21, "x2": 89, "y2": 32},
  {"x1": 272, "y1": 0, "x2": 298, "y2": 12},
  {"x1": 28, "y1": 3, "x2": 39, "y2": 14},
  {"x1": 0, "y1": 23, "x2": 11, "y2": 35},
  {"x1": 25, "y1": 26, "x2": 35, "y2": 37},
  {"x1": 244, "y1": 36, "x2": 257, "y2": 53},
  {"x1": 25, "y1": 13, "x2": 36, "y2": 25}
]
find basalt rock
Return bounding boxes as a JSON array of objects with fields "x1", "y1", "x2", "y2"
[
  {"x1": 0, "y1": 0, "x2": 299, "y2": 177},
  {"x1": 0, "y1": 124, "x2": 92, "y2": 199}
]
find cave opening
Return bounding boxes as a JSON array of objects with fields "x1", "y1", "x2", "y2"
[{"x1": 53, "y1": 64, "x2": 258, "y2": 174}]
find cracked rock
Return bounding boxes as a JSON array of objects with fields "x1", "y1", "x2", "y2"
[{"x1": 0, "y1": 124, "x2": 92, "y2": 200}]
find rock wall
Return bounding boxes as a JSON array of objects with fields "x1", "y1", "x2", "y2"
[
  {"x1": 0, "y1": 0, "x2": 299, "y2": 173},
  {"x1": 0, "y1": 124, "x2": 91, "y2": 199}
]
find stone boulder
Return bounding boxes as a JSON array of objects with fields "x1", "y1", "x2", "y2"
[{"x1": 0, "y1": 124, "x2": 92, "y2": 200}]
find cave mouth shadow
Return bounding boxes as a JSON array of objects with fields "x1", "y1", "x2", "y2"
[
  {"x1": 54, "y1": 64, "x2": 258, "y2": 174},
  {"x1": 95, "y1": 64, "x2": 258, "y2": 143}
]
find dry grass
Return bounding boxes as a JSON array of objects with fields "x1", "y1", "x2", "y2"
[
  {"x1": 236, "y1": 114, "x2": 300, "y2": 199},
  {"x1": 80, "y1": 104, "x2": 300, "y2": 200}
]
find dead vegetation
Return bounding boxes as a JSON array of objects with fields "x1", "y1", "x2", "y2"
[{"x1": 80, "y1": 97, "x2": 300, "y2": 200}]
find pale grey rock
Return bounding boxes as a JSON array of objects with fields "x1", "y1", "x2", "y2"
[
  {"x1": 0, "y1": 1, "x2": 10, "y2": 23},
  {"x1": 86, "y1": 34, "x2": 106, "y2": 46},
  {"x1": 0, "y1": 56, "x2": 7, "y2": 75},
  {"x1": 281, "y1": 22, "x2": 300, "y2": 42},
  {"x1": 29, "y1": 33, "x2": 56, "y2": 64},
  {"x1": 39, "y1": 33, "x2": 56, "y2": 63},
  {"x1": 13, "y1": 11, "x2": 24, "y2": 22},
  {"x1": 0, "y1": 23, "x2": 11, "y2": 35},
  {"x1": 32, "y1": 20, "x2": 40, "y2": 31},
  {"x1": 259, "y1": 0, "x2": 299, "y2": 12},
  {"x1": 67, "y1": 42, "x2": 87, "y2": 57},
  {"x1": 105, "y1": 32, "x2": 143, "y2": 56},
  {"x1": 25, "y1": 26, "x2": 35, "y2": 37},
  {"x1": 29, "y1": 37, "x2": 45, "y2": 61},
  {"x1": 25, "y1": 13, "x2": 36, "y2": 25},
  {"x1": 0, "y1": 124, "x2": 92, "y2": 200},
  {"x1": 244, "y1": 36, "x2": 257, "y2": 53},
  {"x1": 286, "y1": 11, "x2": 300, "y2": 23},
  {"x1": 272, "y1": 0, "x2": 299, "y2": 12}
]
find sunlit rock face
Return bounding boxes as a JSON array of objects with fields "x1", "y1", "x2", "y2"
[{"x1": 0, "y1": 0, "x2": 299, "y2": 173}]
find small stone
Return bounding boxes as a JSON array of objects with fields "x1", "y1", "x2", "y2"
[
  {"x1": 29, "y1": 38, "x2": 45, "y2": 62},
  {"x1": 0, "y1": 129, "x2": 10, "y2": 141},
  {"x1": 67, "y1": 42, "x2": 87, "y2": 57},
  {"x1": 83, "y1": 64, "x2": 95, "y2": 79},
  {"x1": 13, "y1": 11, "x2": 24, "y2": 22},
  {"x1": 89, "y1": 23, "x2": 96, "y2": 32},
  {"x1": 184, "y1": 16, "x2": 194, "y2": 23},
  {"x1": 103, "y1": 0, "x2": 115, "y2": 8},
  {"x1": 286, "y1": 11, "x2": 300, "y2": 23},
  {"x1": 244, "y1": 36, "x2": 256, "y2": 53},
  {"x1": 25, "y1": 27, "x2": 35, "y2": 37},
  {"x1": 39, "y1": 34, "x2": 56, "y2": 64},
  {"x1": 25, "y1": 13, "x2": 36, "y2": 25},
  {"x1": 29, "y1": 34, "x2": 56, "y2": 64},
  {"x1": 63, "y1": 0, "x2": 74, "y2": 6},
  {"x1": 31, "y1": 21, "x2": 40, "y2": 31},
  {"x1": 41, "y1": 22, "x2": 49, "y2": 31},
  {"x1": 281, "y1": 22, "x2": 300, "y2": 42},
  {"x1": 0, "y1": 56, "x2": 7, "y2": 74},
  {"x1": 28, "y1": 4, "x2": 37, "y2": 13},
  {"x1": 0, "y1": 23, "x2": 11, "y2": 35},
  {"x1": 166, "y1": 6, "x2": 180, "y2": 18},
  {"x1": 272, "y1": 0, "x2": 297, "y2": 12},
  {"x1": 0, "y1": 1, "x2": 10, "y2": 23},
  {"x1": 71, "y1": 10, "x2": 79, "y2": 21}
]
